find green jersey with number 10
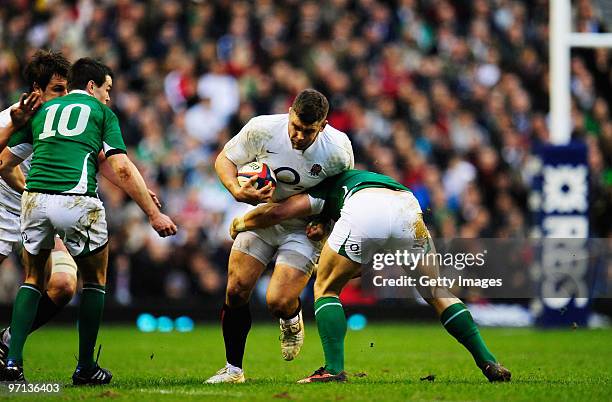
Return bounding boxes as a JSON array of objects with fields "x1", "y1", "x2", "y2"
[{"x1": 8, "y1": 90, "x2": 126, "y2": 197}]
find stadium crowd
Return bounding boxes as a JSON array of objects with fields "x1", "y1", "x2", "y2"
[{"x1": 0, "y1": 0, "x2": 610, "y2": 307}]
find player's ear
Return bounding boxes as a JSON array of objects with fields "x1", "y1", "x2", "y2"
[
  {"x1": 32, "y1": 83, "x2": 42, "y2": 95},
  {"x1": 319, "y1": 119, "x2": 328, "y2": 132},
  {"x1": 86, "y1": 80, "x2": 95, "y2": 95}
]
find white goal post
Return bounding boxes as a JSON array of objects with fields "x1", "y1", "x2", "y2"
[{"x1": 550, "y1": 0, "x2": 612, "y2": 144}]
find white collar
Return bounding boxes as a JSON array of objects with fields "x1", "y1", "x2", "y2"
[{"x1": 69, "y1": 90, "x2": 92, "y2": 96}]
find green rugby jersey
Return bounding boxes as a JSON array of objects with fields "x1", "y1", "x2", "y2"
[
  {"x1": 8, "y1": 90, "x2": 126, "y2": 197},
  {"x1": 308, "y1": 169, "x2": 410, "y2": 220}
]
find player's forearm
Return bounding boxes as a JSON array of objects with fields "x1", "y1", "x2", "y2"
[
  {"x1": 0, "y1": 165, "x2": 25, "y2": 193},
  {"x1": 0, "y1": 148, "x2": 25, "y2": 193},
  {"x1": 240, "y1": 203, "x2": 286, "y2": 230},
  {"x1": 107, "y1": 155, "x2": 159, "y2": 217},
  {"x1": 239, "y1": 194, "x2": 313, "y2": 230},
  {"x1": 0, "y1": 122, "x2": 16, "y2": 152},
  {"x1": 215, "y1": 152, "x2": 241, "y2": 197},
  {"x1": 119, "y1": 164, "x2": 159, "y2": 217}
]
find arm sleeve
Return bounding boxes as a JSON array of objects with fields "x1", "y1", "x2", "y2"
[
  {"x1": 308, "y1": 195, "x2": 325, "y2": 214},
  {"x1": 7, "y1": 126, "x2": 33, "y2": 159},
  {"x1": 306, "y1": 180, "x2": 329, "y2": 214},
  {"x1": 102, "y1": 108, "x2": 127, "y2": 157},
  {"x1": 223, "y1": 117, "x2": 264, "y2": 165},
  {"x1": 343, "y1": 137, "x2": 355, "y2": 170}
]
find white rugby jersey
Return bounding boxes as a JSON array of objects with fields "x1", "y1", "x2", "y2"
[
  {"x1": 0, "y1": 104, "x2": 32, "y2": 214},
  {"x1": 224, "y1": 114, "x2": 354, "y2": 203}
]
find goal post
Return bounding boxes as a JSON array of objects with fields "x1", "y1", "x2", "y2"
[
  {"x1": 534, "y1": 0, "x2": 611, "y2": 326},
  {"x1": 549, "y1": 0, "x2": 612, "y2": 145}
]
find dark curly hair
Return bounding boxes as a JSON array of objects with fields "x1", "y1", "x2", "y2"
[{"x1": 23, "y1": 50, "x2": 70, "y2": 91}]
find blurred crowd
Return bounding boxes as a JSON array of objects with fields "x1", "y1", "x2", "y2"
[{"x1": 0, "y1": 0, "x2": 610, "y2": 306}]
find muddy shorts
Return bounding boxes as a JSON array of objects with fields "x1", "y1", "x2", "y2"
[{"x1": 20, "y1": 192, "x2": 107, "y2": 257}]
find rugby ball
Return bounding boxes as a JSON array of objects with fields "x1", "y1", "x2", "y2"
[{"x1": 237, "y1": 161, "x2": 277, "y2": 189}]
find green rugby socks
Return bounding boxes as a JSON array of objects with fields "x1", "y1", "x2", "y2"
[
  {"x1": 78, "y1": 284, "x2": 106, "y2": 369},
  {"x1": 314, "y1": 296, "x2": 347, "y2": 375},
  {"x1": 440, "y1": 302, "x2": 497, "y2": 367},
  {"x1": 7, "y1": 284, "x2": 42, "y2": 365}
]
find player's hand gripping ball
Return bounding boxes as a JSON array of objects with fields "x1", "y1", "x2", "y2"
[{"x1": 237, "y1": 162, "x2": 277, "y2": 189}]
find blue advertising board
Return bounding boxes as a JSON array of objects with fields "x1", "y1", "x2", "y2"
[{"x1": 531, "y1": 142, "x2": 590, "y2": 327}]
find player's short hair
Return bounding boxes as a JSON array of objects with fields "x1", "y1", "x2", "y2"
[
  {"x1": 68, "y1": 58, "x2": 113, "y2": 90},
  {"x1": 23, "y1": 50, "x2": 70, "y2": 91},
  {"x1": 291, "y1": 89, "x2": 329, "y2": 125}
]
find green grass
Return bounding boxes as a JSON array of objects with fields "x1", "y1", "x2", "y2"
[{"x1": 1, "y1": 323, "x2": 611, "y2": 401}]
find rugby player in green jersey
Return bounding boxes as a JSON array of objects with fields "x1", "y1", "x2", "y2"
[
  {"x1": 230, "y1": 169, "x2": 511, "y2": 383},
  {"x1": 0, "y1": 51, "x2": 161, "y2": 373},
  {"x1": 1, "y1": 58, "x2": 177, "y2": 384}
]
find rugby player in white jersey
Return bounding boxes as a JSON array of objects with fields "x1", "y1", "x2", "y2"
[
  {"x1": 0, "y1": 52, "x2": 160, "y2": 370},
  {"x1": 206, "y1": 89, "x2": 354, "y2": 383}
]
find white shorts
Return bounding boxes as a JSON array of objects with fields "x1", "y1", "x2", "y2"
[
  {"x1": 327, "y1": 188, "x2": 426, "y2": 264},
  {"x1": 0, "y1": 207, "x2": 20, "y2": 257},
  {"x1": 21, "y1": 192, "x2": 108, "y2": 257},
  {"x1": 232, "y1": 223, "x2": 321, "y2": 276}
]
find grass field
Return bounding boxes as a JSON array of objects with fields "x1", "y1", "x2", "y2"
[{"x1": 1, "y1": 323, "x2": 610, "y2": 401}]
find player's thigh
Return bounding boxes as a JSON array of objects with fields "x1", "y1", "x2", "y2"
[
  {"x1": 314, "y1": 242, "x2": 361, "y2": 299},
  {"x1": 266, "y1": 263, "x2": 311, "y2": 305},
  {"x1": 227, "y1": 231, "x2": 272, "y2": 303},
  {"x1": 22, "y1": 248, "x2": 52, "y2": 288},
  {"x1": 266, "y1": 230, "x2": 321, "y2": 303},
  {"x1": 275, "y1": 231, "x2": 321, "y2": 277},
  {"x1": 74, "y1": 243, "x2": 109, "y2": 285},
  {"x1": 42, "y1": 250, "x2": 53, "y2": 284},
  {"x1": 226, "y1": 249, "x2": 266, "y2": 302}
]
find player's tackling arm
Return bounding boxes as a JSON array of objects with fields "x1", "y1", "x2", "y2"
[
  {"x1": 0, "y1": 123, "x2": 16, "y2": 153},
  {"x1": 106, "y1": 153, "x2": 176, "y2": 237},
  {"x1": 230, "y1": 193, "x2": 312, "y2": 239},
  {"x1": 0, "y1": 148, "x2": 25, "y2": 193}
]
